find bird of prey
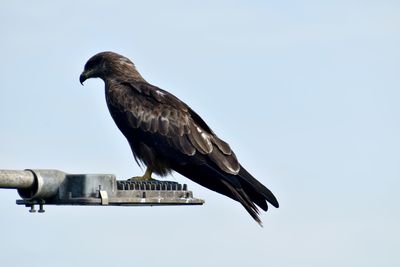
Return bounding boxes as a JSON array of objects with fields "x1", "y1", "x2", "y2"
[{"x1": 80, "y1": 51, "x2": 279, "y2": 225}]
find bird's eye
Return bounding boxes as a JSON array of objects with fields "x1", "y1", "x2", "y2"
[{"x1": 85, "y1": 57, "x2": 102, "y2": 70}]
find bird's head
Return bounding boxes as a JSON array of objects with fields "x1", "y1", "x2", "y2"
[{"x1": 80, "y1": 51, "x2": 142, "y2": 85}]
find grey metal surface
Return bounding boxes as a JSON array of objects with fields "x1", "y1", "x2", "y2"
[
  {"x1": 0, "y1": 170, "x2": 35, "y2": 189},
  {"x1": 18, "y1": 169, "x2": 66, "y2": 199},
  {"x1": 0, "y1": 169, "x2": 204, "y2": 212}
]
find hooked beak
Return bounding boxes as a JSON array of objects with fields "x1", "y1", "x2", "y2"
[{"x1": 79, "y1": 72, "x2": 87, "y2": 85}]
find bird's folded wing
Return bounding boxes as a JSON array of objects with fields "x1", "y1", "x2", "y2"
[{"x1": 117, "y1": 80, "x2": 240, "y2": 175}]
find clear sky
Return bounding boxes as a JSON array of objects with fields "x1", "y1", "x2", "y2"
[{"x1": 0, "y1": 1, "x2": 399, "y2": 266}]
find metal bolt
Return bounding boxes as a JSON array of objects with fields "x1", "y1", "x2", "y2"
[
  {"x1": 38, "y1": 203, "x2": 45, "y2": 213},
  {"x1": 29, "y1": 204, "x2": 36, "y2": 213}
]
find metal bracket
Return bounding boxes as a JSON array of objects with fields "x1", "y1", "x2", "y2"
[{"x1": 99, "y1": 190, "x2": 109, "y2": 205}]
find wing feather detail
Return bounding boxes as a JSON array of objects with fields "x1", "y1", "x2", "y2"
[
  {"x1": 179, "y1": 135, "x2": 196, "y2": 156},
  {"x1": 126, "y1": 110, "x2": 140, "y2": 128},
  {"x1": 208, "y1": 147, "x2": 240, "y2": 175},
  {"x1": 187, "y1": 123, "x2": 213, "y2": 154},
  {"x1": 211, "y1": 136, "x2": 232, "y2": 155},
  {"x1": 158, "y1": 116, "x2": 169, "y2": 135}
]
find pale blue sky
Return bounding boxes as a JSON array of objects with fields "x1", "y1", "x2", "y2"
[{"x1": 0, "y1": 1, "x2": 399, "y2": 266}]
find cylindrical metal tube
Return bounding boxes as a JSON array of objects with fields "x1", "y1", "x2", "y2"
[
  {"x1": 0, "y1": 170, "x2": 35, "y2": 189},
  {"x1": 18, "y1": 169, "x2": 66, "y2": 200}
]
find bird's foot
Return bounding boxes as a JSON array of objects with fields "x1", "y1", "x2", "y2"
[
  {"x1": 127, "y1": 168, "x2": 157, "y2": 182},
  {"x1": 127, "y1": 176, "x2": 157, "y2": 182}
]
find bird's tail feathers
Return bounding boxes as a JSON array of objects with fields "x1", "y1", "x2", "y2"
[
  {"x1": 220, "y1": 179, "x2": 263, "y2": 227},
  {"x1": 238, "y1": 166, "x2": 279, "y2": 209}
]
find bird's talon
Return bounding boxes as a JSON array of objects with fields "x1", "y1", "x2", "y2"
[{"x1": 127, "y1": 176, "x2": 157, "y2": 182}]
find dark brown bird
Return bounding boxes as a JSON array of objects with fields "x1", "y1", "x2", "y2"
[{"x1": 80, "y1": 51, "x2": 279, "y2": 225}]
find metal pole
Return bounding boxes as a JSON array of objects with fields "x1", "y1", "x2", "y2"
[{"x1": 0, "y1": 170, "x2": 35, "y2": 189}]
